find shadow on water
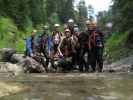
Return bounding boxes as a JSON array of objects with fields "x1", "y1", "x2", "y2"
[{"x1": 1, "y1": 73, "x2": 133, "y2": 100}]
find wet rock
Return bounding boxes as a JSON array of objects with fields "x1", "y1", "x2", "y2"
[
  {"x1": 0, "y1": 62, "x2": 24, "y2": 75},
  {"x1": 10, "y1": 54, "x2": 25, "y2": 64},
  {"x1": 22, "y1": 57, "x2": 45, "y2": 73},
  {"x1": 0, "y1": 48, "x2": 16, "y2": 62},
  {"x1": 100, "y1": 95, "x2": 119, "y2": 100},
  {"x1": 86, "y1": 97, "x2": 97, "y2": 100},
  {"x1": 104, "y1": 55, "x2": 133, "y2": 72},
  {"x1": 129, "y1": 65, "x2": 133, "y2": 72},
  {"x1": 104, "y1": 64, "x2": 131, "y2": 72}
]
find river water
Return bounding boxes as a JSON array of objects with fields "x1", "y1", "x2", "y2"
[{"x1": 0, "y1": 73, "x2": 133, "y2": 100}]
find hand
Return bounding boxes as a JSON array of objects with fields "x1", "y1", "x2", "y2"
[{"x1": 59, "y1": 54, "x2": 64, "y2": 58}]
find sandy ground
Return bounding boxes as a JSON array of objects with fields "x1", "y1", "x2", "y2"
[{"x1": 0, "y1": 81, "x2": 29, "y2": 97}]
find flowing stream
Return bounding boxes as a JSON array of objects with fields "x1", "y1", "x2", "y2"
[{"x1": 0, "y1": 73, "x2": 133, "y2": 100}]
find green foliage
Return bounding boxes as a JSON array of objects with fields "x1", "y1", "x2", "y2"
[
  {"x1": 97, "y1": 10, "x2": 113, "y2": 34},
  {"x1": 49, "y1": 13, "x2": 60, "y2": 25},
  {"x1": 0, "y1": 16, "x2": 27, "y2": 52},
  {"x1": 106, "y1": 32, "x2": 128, "y2": 47},
  {"x1": 16, "y1": 39, "x2": 25, "y2": 53},
  {"x1": 0, "y1": 16, "x2": 19, "y2": 40},
  {"x1": 0, "y1": 17, "x2": 19, "y2": 48},
  {"x1": 97, "y1": 0, "x2": 133, "y2": 60},
  {"x1": 0, "y1": 0, "x2": 90, "y2": 52},
  {"x1": 105, "y1": 32, "x2": 133, "y2": 61},
  {"x1": 46, "y1": 0, "x2": 75, "y2": 23},
  {"x1": 111, "y1": 0, "x2": 133, "y2": 32}
]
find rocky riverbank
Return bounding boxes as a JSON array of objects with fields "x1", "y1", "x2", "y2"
[
  {"x1": 0, "y1": 48, "x2": 46, "y2": 75},
  {"x1": 104, "y1": 55, "x2": 133, "y2": 72},
  {"x1": 0, "y1": 48, "x2": 133, "y2": 75}
]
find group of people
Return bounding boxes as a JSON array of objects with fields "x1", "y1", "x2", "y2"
[{"x1": 25, "y1": 19, "x2": 104, "y2": 73}]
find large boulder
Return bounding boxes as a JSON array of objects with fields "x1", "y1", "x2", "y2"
[
  {"x1": 0, "y1": 48, "x2": 16, "y2": 62},
  {"x1": 10, "y1": 54, "x2": 25, "y2": 64},
  {"x1": 22, "y1": 57, "x2": 45, "y2": 73}
]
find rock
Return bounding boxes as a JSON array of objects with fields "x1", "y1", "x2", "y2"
[
  {"x1": 22, "y1": 57, "x2": 45, "y2": 73},
  {"x1": 104, "y1": 55, "x2": 133, "y2": 72},
  {"x1": 10, "y1": 54, "x2": 25, "y2": 64},
  {"x1": 0, "y1": 62, "x2": 24, "y2": 76},
  {"x1": 0, "y1": 48, "x2": 16, "y2": 62},
  {"x1": 104, "y1": 64, "x2": 131, "y2": 72},
  {"x1": 129, "y1": 65, "x2": 133, "y2": 72}
]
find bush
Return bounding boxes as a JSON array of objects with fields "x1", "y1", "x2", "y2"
[
  {"x1": 126, "y1": 29, "x2": 133, "y2": 48},
  {"x1": 0, "y1": 16, "x2": 19, "y2": 48},
  {"x1": 0, "y1": 16, "x2": 33, "y2": 52},
  {"x1": 105, "y1": 32, "x2": 132, "y2": 61}
]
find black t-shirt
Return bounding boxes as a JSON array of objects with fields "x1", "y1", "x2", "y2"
[{"x1": 78, "y1": 32, "x2": 89, "y2": 48}]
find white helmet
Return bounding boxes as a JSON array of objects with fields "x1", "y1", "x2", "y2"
[
  {"x1": 54, "y1": 24, "x2": 60, "y2": 27},
  {"x1": 43, "y1": 25, "x2": 49, "y2": 30},
  {"x1": 68, "y1": 19, "x2": 74, "y2": 23}
]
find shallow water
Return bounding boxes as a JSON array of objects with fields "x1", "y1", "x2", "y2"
[{"x1": 1, "y1": 73, "x2": 133, "y2": 100}]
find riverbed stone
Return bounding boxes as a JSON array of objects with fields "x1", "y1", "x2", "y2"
[
  {"x1": 0, "y1": 62, "x2": 24, "y2": 75},
  {"x1": 22, "y1": 57, "x2": 45, "y2": 73},
  {"x1": 0, "y1": 48, "x2": 16, "y2": 62},
  {"x1": 10, "y1": 54, "x2": 25, "y2": 64}
]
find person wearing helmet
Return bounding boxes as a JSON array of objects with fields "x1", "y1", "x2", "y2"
[
  {"x1": 43, "y1": 25, "x2": 49, "y2": 30},
  {"x1": 52, "y1": 24, "x2": 62, "y2": 56},
  {"x1": 77, "y1": 21, "x2": 90, "y2": 72},
  {"x1": 88, "y1": 20, "x2": 104, "y2": 72},
  {"x1": 25, "y1": 30, "x2": 37, "y2": 57},
  {"x1": 71, "y1": 25, "x2": 80, "y2": 70},
  {"x1": 64, "y1": 23, "x2": 69, "y2": 30},
  {"x1": 38, "y1": 25, "x2": 49, "y2": 54},
  {"x1": 68, "y1": 19, "x2": 74, "y2": 23},
  {"x1": 37, "y1": 25, "x2": 52, "y2": 71},
  {"x1": 68, "y1": 19, "x2": 74, "y2": 35},
  {"x1": 58, "y1": 29, "x2": 73, "y2": 72}
]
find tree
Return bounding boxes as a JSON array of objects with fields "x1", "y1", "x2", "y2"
[
  {"x1": 46, "y1": 0, "x2": 75, "y2": 23},
  {"x1": 112, "y1": 0, "x2": 133, "y2": 32},
  {"x1": 77, "y1": 0, "x2": 88, "y2": 31},
  {"x1": 97, "y1": 10, "x2": 113, "y2": 35},
  {"x1": 59, "y1": 0, "x2": 75, "y2": 23},
  {"x1": 29, "y1": 0, "x2": 45, "y2": 26}
]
